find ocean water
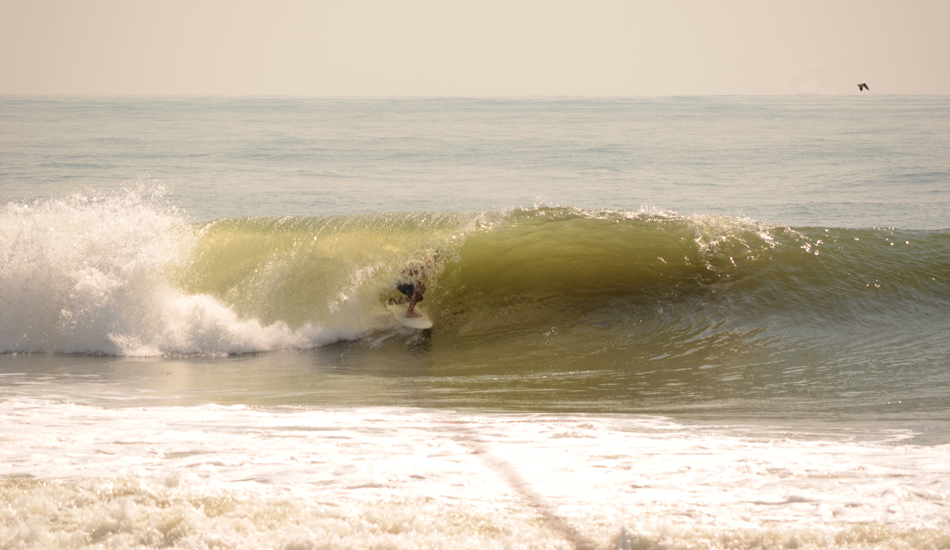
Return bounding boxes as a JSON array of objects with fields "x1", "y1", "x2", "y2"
[{"x1": 1, "y1": 96, "x2": 949, "y2": 549}]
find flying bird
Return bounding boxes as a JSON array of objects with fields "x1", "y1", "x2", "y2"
[{"x1": 858, "y1": 83, "x2": 869, "y2": 91}]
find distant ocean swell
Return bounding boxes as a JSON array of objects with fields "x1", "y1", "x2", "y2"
[{"x1": 1, "y1": 189, "x2": 948, "y2": 357}]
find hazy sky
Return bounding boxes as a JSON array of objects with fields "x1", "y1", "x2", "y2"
[{"x1": 2, "y1": 0, "x2": 948, "y2": 96}]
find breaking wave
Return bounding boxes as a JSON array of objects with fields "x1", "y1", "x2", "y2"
[{"x1": 2, "y1": 189, "x2": 948, "y2": 356}]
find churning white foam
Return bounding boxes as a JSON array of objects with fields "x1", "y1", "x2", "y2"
[
  {"x1": 2, "y1": 401, "x2": 949, "y2": 549},
  {"x1": 0, "y1": 189, "x2": 354, "y2": 355}
]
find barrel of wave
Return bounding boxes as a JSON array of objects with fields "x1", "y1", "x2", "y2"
[
  {"x1": 169, "y1": 208, "x2": 795, "y2": 341},
  {"x1": 170, "y1": 213, "x2": 476, "y2": 335}
]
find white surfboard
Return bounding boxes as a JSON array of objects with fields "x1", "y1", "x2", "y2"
[{"x1": 386, "y1": 300, "x2": 433, "y2": 329}]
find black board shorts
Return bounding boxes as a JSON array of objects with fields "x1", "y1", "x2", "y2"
[{"x1": 397, "y1": 283, "x2": 422, "y2": 301}]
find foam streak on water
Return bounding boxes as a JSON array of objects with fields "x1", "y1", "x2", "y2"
[{"x1": 1, "y1": 400, "x2": 949, "y2": 549}]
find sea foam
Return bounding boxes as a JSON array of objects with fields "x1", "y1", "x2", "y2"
[
  {"x1": 2, "y1": 401, "x2": 949, "y2": 550},
  {"x1": 0, "y1": 189, "x2": 348, "y2": 355}
]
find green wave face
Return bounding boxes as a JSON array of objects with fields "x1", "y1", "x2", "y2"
[
  {"x1": 174, "y1": 207, "x2": 950, "y2": 335},
  {"x1": 173, "y1": 212, "x2": 481, "y2": 331},
  {"x1": 174, "y1": 208, "x2": 757, "y2": 324},
  {"x1": 166, "y1": 207, "x2": 950, "y2": 386}
]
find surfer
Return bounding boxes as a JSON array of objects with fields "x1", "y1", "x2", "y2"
[{"x1": 396, "y1": 264, "x2": 427, "y2": 318}]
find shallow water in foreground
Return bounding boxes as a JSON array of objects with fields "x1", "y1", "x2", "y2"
[{"x1": 3, "y1": 394, "x2": 950, "y2": 549}]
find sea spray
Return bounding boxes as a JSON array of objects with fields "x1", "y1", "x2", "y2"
[{"x1": 0, "y1": 190, "x2": 342, "y2": 355}]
